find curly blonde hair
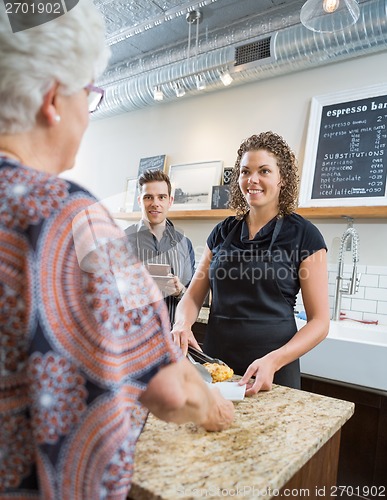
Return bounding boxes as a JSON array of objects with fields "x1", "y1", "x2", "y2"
[{"x1": 228, "y1": 131, "x2": 299, "y2": 219}]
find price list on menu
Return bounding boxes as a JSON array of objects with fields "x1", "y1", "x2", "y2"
[{"x1": 311, "y1": 94, "x2": 387, "y2": 200}]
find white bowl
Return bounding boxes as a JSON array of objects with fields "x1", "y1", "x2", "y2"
[{"x1": 207, "y1": 381, "x2": 246, "y2": 401}]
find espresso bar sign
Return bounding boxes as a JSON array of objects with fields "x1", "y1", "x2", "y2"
[
  {"x1": 300, "y1": 85, "x2": 387, "y2": 208},
  {"x1": 312, "y1": 96, "x2": 387, "y2": 199}
]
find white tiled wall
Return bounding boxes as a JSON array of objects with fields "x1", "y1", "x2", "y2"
[{"x1": 296, "y1": 264, "x2": 387, "y2": 325}]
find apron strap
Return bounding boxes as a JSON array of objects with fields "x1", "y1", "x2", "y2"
[
  {"x1": 267, "y1": 217, "x2": 283, "y2": 261},
  {"x1": 222, "y1": 218, "x2": 244, "y2": 248}
]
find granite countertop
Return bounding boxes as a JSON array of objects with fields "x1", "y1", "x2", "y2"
[{"x1": 129, "y1": 384, "x2": 354, "y2": 499}]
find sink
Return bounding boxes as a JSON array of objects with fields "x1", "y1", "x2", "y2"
[{"x1": 299, "y1": 319, "x2": 387, "y2": 391}]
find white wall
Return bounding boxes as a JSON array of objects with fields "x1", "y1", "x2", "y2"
[
  {"x1": 63, "y1": 51, "x2": 387, "y2": 320},
  {"x1": 65, "y1": 51, "x2": 387, "y2": 263}
]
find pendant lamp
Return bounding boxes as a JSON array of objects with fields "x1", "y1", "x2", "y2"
[{"x1": 300, "y1": 0, "x2": 360, "y2": 33}]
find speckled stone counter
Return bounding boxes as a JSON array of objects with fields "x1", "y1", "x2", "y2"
[{"x1": 129, "y1": 384, "x2": 354, "y2": 499}]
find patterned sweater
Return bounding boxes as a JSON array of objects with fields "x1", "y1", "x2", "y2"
[{"x1": 0, "y1": 157, "x2": 182, "y2": 499}]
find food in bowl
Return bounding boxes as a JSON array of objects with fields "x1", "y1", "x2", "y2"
[{"x1": 203, "y1": 362, "x2": 234, "y2": 383}]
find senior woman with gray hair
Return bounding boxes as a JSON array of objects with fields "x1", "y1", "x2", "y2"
[{"x1": 0, "y1": 2, "x2": 233, "y2": 498}]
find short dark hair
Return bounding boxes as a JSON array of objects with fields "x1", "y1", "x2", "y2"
[{"x1": 138, "y1": 169, "x2": 172, "y2": 196}]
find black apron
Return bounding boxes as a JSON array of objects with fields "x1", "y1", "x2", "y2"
[{"x1": 204, "y1": 217, "x2": 300, "y2": 389}]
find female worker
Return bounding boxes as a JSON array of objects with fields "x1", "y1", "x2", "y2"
[{"x1": 172, "y1": 132, "x2": 330, "y2": 395}]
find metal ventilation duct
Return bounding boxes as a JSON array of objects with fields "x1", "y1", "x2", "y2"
[
  {"x1": 95, "y1": 0, "x2": 387, "y2": 119},
  {"x1": 234, "y1": 36, "x2": 272, "y2": 70}
]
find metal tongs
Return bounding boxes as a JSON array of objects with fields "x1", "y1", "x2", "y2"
[
  {"x1": 187, "y1": 346, "x2": 227, "y2": 366},
  {"x1": 187, "y1": 352, "x2": 212, "y2": 383}
]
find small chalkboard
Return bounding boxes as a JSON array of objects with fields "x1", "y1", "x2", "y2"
[
  {"x1": 299, "y1": 84, "x2": 387, "y2": 208},
  {"x1": 132, "y1": 155, "x2": 167, "y2": 211},
  {"x1": 211, "y1": 185, "x2": 230, "y2": 209}
]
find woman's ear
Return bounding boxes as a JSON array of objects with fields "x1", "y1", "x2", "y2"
[{"x1": 40, "y1": 83, "x2": 61, "y2": 126}]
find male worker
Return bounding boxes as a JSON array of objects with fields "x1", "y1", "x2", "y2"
[{"x1": 125, "y1": 169, "x2": 195, "y2": 325}]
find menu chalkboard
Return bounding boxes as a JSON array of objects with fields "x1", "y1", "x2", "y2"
[
  {"x1": 211, "y1": 185, "x2": 230, "y2": 209},
  {"x1": 300, "y1": 85, "x2": 387, "y2": 208},
  {"x1": 132, "y1": 155, "x2": 167, "y2": 211}
]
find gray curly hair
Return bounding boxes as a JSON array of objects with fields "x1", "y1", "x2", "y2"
[{"x1": 0, "y1": 0, "x2": 110, "y2": 134}]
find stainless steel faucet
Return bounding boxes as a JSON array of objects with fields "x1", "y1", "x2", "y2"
[{"x1": 332, "y1": 222, "x2": 361, "y2": 321}]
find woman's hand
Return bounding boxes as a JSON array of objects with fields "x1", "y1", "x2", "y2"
[
  {"x1": 201, "y1": 387, "x2": 235, "y2": 432},
  {"x1": 171, "y1": 324, "x2": 201, "y2": 355},
  {"x1": 238, "y1": 354, "x2": 277, "y2": 396},
  {"x1": 140, "y1": 358, "x2": 234, "y2": 431}
]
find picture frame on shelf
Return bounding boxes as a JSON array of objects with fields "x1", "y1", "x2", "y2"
[
  {"x1": 132, "y1": 154, "x2": 167, "y2": 211},
  {"x1": 222, "y1": 166, "x2": 234, "y2": 185},
  {"x1": 299, "y1": 83, "x2": 387, "y2": 209},
  {"x1": 167, "y1": 160, "x2": 223, "y2": 210}
]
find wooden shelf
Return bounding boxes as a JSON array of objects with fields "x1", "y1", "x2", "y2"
[
  {"x1": 296, "y1": 206, "x2": 387, "y2": 219},
  {"x1": 113, "y1": 209, "x2": 232, "y2": 220},
  {"x1": 113, "y1": 206, "x2": 387, "y2": 220}
]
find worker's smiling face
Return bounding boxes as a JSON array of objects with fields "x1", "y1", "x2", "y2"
[
  {"x1": 238, "y1": 149, "x2": 282, "y2": 213},
  {"x1": 138, "y1": 181, "x2": 173, "y2": 225}
]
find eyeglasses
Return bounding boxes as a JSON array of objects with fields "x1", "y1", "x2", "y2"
[{"x1": 84, "y1": 83, "x2": 104, "y2": 113}]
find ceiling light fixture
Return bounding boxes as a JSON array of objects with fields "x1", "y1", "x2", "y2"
[
  {"x1": 150, "y1": 7, "x2": 232, "y2": 103},
  {"x1": 300, "y1": 0, "x2": 360, "y2": 33},
  {"x1": 219, "y1": 69, "x2": 233, "y2": 86},
  {"x1": 186, "y1": 9, "x2": 202, "y2": 61},
  {"x1": 185, "y1": 10, "x2": 207, "y2": 92},
  {"x1": 195, "y1": 74, "x2": 206, "y2": 90},
  {"x1": 153, "y1": 85, "x2": 164, "y2": 101},
  {"x1": 174, "y1": 80, "x2": 186, "y2": 97}
]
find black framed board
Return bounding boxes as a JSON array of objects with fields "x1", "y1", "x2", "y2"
[
  {"x1": 132, "y1": 154, "x2": 167, "y2": 211},
  {"x1": 211, "y1": 185, "x2": 230, "y2": 209},
  {"x1": 299, "y1": 84, "x2": 387, "y2": 209}
]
